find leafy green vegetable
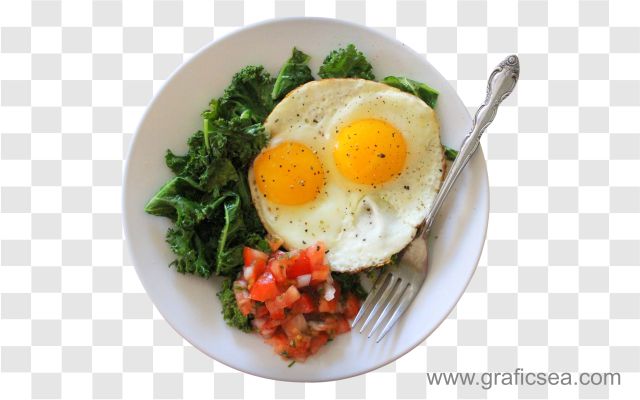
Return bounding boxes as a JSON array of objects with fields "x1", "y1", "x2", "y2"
[
  {"x1": 444, "y1": 145, "x2": 458, "y2": 161},
  {"x1": 332, "y1": 272, "x2": 368, "y2": 300},
  {"x1": 215, "y1": 195, "x2": 244, "y2": 276},
  {"x1": 144, "y1": 176, "x2": 204, "y2": 220},
  {"x1": 146, "y1": 182, "x2": 239, "y2": 278},
  {"x1": 244, "y1": 232, "x2": 271, "y2": 254},
  {"x1": 272, "y1": 48, "x2": 314, "y2": 101},
  {"x1": 146, "y1": 159, "x2": 261, "y2": 280},
  {"x1": 207, "y1": 117, "x2": 268, "y2": 170},
  {"x1": 164, "y1": 131, "x2": 210, "y2": 184},
  {"x1": 217, "y1": 65, "x2": 275, "y2": 124},
  {"x1": 381, "y1": 76, "x2": 439, "y2": 109},
  {"x1": 146, "y1": 66, "x2": 272, "y2": 280},
  {"x1": 318, "y1": 44, "x2": 375, "y2": 80},
  {"x1": 217, "y1": 278, "x2": 253, "y2": 332}
]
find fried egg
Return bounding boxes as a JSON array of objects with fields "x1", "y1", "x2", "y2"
[{"x1": 249, "y1": 78, "x2": 444, "y2": 272}]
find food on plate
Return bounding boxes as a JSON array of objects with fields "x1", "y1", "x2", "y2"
[
  {"x1": 318, "y1": 44, "x2": 376, "y2": 80},
  {"x1": 145, "y1": 44, "x2": 442, "y2": 361},
  {"x1": 381, "y1": 76, "x2": 439, "y2": 109},
  {"x1": 443, "y1": 145, "x2": 459, "y2": 161},
  {"x1": 249, "y1": 79, "x2": 443, "y2": 272},
  {"x1": 228, "y1": 242, "x2": 363, "y2": 362}
]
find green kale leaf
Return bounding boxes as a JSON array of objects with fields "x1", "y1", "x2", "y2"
[
  {"x1": 271, "y1": 48, "x2": 314, "y2": 101},
  {"x1": 217, "y1": 65, "x2": 275, "y2": 124},
  {"x1": 381, "y1": 76, "x2": 439, "y2": 109},
  {"x1": 145, "y1": 131, "x2": 265, "y2": 279},
  {"x1": 144, "y1": 176, "x2": 205, "y2": 220},
  {"x1": 165, "y1": 130, "x2": 209, "y2": 182},
  {"x1": 244, "y1": 232, "x2": 271, "y2": 254},
  {"x1": 206, "y1": 116, "x2": 268, "y2": 170},
  {"x1": 147, "y1": 61, "x2": 277, "y2": 283},
  {"x1": 332, "y1": 272, "x2": 368, "y2": 300},
  {"x1": 215, "y1": 194, "x2": 244, "y2": 276},
  {"x1": 444, "y1": 145, "x2": 458, "y2": 161},
  {"x1": 318, "y1": 44, "x2": 375, "y2": 80}
]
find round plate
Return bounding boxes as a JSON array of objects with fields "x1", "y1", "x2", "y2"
[{"x1": 123, "y1": 17, "x2": 488, "y2": 382}]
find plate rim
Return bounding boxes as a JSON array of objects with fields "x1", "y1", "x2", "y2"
[{"x1": 122, "y1": 16, "x2": 489, "y2": 382}]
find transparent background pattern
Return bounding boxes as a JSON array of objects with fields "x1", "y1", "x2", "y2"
[{"x1": 1, "y1": 0, "x2": 639, "y2": 399}]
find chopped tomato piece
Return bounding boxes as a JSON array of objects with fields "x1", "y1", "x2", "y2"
[
  {"x1": 243, "y1": 247, "x2": 268, "y2": 268},
  {"x1": 308, "y1": 317, "x2": 337, "y2": 333},
  {"x1": 309, "y1": 333, "x2": 329, "y2": 355},
  {"x1": 310, "y1": 264, "x2": 330, "y2": 284},
  {"x1": 287, "y1": 251, "x2": 312, "y2": 278},
  {"x1": 233, "y1": 280, "x2": 254, "y2": 316},
  {"x1": 234, "y1": 286, "x2": 253, "y2": 316},
  {"x1": 318, "y1": 282, "x2": 341, "y2": 312},
  {"x1": 249, "y1": 272, "x2": 279, "y2": 302},
  {"x1": 265, "y1": 331, "x2": 310, "y2": 362},
  {"x1": 286, "y1": 337, "x2": 311, "y2": 361},
  {"x1": 318, "y1": 297, "x2": 338, "y2": 313},
  {"x1": 254, "y1": 304, "x2": 269, "y2": 318},
  {"x1": 243, "y1": 263, "x2": 266, "y2": 287},
  {"x1": 263, "y1": 317, "x2": 286, "y2": 331},
  {"x1": 344, "y1": 293, "x2": 361, "y2": 319},
  {"x1": 281, "y1": 285, "x2": 301, "y2": 306},
  {"x1": 282, "y1": 314, "x2": 308, "y2": 339},
  {"x1": 335, "y1": 317, "x2": 351, "y2": 334},
  {"x1": 265, "y1": 286, "x2": 301, "y2": 319},
  {"x1": 243, "y1": 247, "x2": 268, "y2": 287},
  {"x1": 291, "y1": 293, "x2": 316, "y2": 314},
  {"x1": 269, "y1": 259, "x2": 288, "y2": 284},
  {"x1": 265, "y1": 300, "x2": 286, "y2": 320},
  {"x1": 306, "y1": 242, "x2": 326, "y2": 267},
  {"x1": 290, "y1": 336, "x2": 312, "y2": 360},
  {"x1": 265, "y1": 332, "x2": 291, "y2": 357},
  {"x1": 253, "y1": 318, "x2": 277, "y2": 338}
]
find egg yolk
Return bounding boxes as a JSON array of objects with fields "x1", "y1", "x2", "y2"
[
  {"x1": 253, "y1": 142, "x2": 324, "y2": 206},
  {"x1": 333, "y1": 118, "x2": 407, "y2": 185}
]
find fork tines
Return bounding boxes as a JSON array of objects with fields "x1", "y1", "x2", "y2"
[{"x1": 351, "y1": 271, "x2": 413, "y2": 343}]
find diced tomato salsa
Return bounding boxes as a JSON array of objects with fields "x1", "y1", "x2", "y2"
[{"x1": 233, "y1": 242, "x2": 362, "y2": 362}]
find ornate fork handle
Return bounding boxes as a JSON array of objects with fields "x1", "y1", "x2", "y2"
[{"x1": 421, "y1": 55, "x2": 520, "y2": 235}]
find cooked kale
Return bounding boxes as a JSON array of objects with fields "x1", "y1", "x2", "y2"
[
  {"x1": 217, "y1": 65, "x2": 275, "y2": 124},
  {"x1": 444, "y1": 145, "x2": 459, "y2": 161},
  {"x1": 272, "y1": 48, "x2": 314, "y2": 101},
  {"x1": 145, "y1": 66, "x2": 272, "y2": 280},
  {"x1": 318, "y1": 44, "x2": 375, "y2": 80},
  {"x1": 381, "y1": 76, "x2": 439, "y2": 109},
  {"x1": 207, "y1": 117, "x2": 269, "y2": 170},
  {"x1": 332, "y1": 272, "x2": 368, "y2": 300}
]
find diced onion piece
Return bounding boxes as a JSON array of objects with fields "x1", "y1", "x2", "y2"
[
  {"x1": 323, "y1": 281, "x2": 336, "y2": 301},
  {"x1": 243, "y1": 266, "x2": 254, "y2": 281},
  {"x1": 296, "y1": 274, "x2": 311, "y2": 288}
]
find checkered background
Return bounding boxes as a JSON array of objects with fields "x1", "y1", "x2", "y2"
[{"x1": 0, "y1": 0, "x2": 638, "y2": 399}]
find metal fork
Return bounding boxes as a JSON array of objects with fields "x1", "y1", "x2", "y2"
[{"x1": 351, "y1": 55, "x2": 520, "y2": 342}]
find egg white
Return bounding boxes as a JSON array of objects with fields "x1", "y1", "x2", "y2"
[{"x1": 249, "y1": 78, "x2": 444, "y2": 272}]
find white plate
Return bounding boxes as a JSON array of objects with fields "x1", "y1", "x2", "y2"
[{"x1": 123, "y1": 17, "x2": 488, "y2": 382}]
